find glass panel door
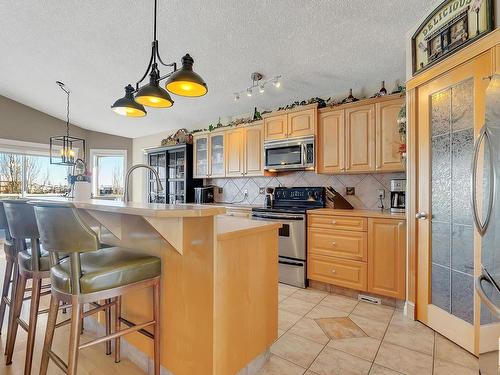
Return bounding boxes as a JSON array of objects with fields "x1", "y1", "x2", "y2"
[
  {"x1": 210, "y1": 134, "x2": 224, "y2": 177},
  {"x1": 195, "y1": 137, "x2": 208, "y2": 177}
]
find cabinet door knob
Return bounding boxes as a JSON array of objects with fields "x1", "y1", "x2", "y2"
[
  {"x1": 415, "y1": 212, "x2": 428, "y2": 220},
  {"x1": 331, "y1": 220, "x2": 337, "y2": 224},
  {"x1": 331, "y1": 269, "x2": 336, "y2": 274},
  {"x1": 331, "y1": 241, "x2": 336, "y2": 246}
]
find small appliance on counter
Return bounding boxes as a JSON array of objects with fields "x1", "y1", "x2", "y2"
[
  {"x1": 390, "y1": 179, "x2": 406, "y2": 213},
  {"x1": 264, "y1": 187, "x2": 274, "y2": 208},
  {"x1": 325, "y1": 186, "x2": 353, "y2": 209},
  {"x1": 194, "y1": 185, "x2": 215, "y2": 204},
  {"x1": 252, "y1": 186, "x2": 325, "y2": 288}
]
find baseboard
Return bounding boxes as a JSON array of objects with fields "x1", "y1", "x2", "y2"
[{"x1": 404, "y1": 301, "x2": 416, "y2": 320}]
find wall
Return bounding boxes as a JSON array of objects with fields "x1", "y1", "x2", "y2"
[
  {"x1": 208, "y1": 171, "x2": 405, "y2": 210},
  {"x1": 0, "y1": 95, "x2": 133, "y2": 166}
]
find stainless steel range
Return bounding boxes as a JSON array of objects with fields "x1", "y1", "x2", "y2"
[{"x1": 252, "y1": 187, "x2": 325, "y2": 288}]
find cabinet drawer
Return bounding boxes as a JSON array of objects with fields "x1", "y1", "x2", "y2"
[
  {"x1": 308, "y1": 254, "x2": 367, "y2": 291},
  {"x1": 308, "y1": 214, "x2": 367, "y2": 231},
  {"x1": 309, "y1": 228, "x2": 367, "y2": 261}
]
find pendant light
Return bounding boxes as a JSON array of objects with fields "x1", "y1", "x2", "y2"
[
  {"x1": 112, "y1": 0, "x2": 207, "y2": 117},
  {"x1": 50, "y1": 82, "x2": 86, "y2": 166}
]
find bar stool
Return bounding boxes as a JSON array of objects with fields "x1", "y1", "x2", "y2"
[
  {"x1": 3, "y1": 199, "x2": 53, "y2": 373},
  {"x1": 0, "y1": 201, "x2": 17, "y2": 336},
  {"x1": 32, "y1": 201, "x2": 161, "y2": 375}
]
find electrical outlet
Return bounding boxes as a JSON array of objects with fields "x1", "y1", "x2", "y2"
[
  {"x1": 243, "y1": 189, "x2": 248, "y2": 197},
  {"x1": 378, "y1": 189, "x2": 385, "y2": 199},
  {"x1": 218, "y1": 187, "x2": 223, "y2": 194},
  {"x1": 346, "y1": 187, "x2": 355, "y2": 195},
  {"x1": 259, "y1": 187, "x2": 266, "y2": 194}
]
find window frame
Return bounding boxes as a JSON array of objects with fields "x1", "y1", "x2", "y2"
[{"x1": 90, "y1": 149, "x2": 127, "y2": 198}]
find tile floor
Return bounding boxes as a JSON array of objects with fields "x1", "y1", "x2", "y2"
[{"x1": 256, "y1": 284, "x2": 479, "y2": 375}]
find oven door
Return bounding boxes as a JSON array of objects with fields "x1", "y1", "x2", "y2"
[{"x1": 251, "y1": 212, "x2": 306, "y2": 260}]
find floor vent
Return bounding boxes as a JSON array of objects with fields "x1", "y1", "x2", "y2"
[{"x1": 358, "y1": 294, "x2": 381, "y2": 305}]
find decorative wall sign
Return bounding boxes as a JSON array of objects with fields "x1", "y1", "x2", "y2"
[{"x1": 412, "y1": 0, "x2": 494, "y2": 75}]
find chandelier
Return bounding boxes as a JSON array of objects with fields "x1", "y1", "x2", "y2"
[
  {"x1": 233, "y1": 72, "x2": 281, "y2": 101},
  {"x1": 111, "y1": 0, "x2": 208, "y2": 117},
  {"x1": 50, "y1": 82, "x2": 86, "y2": 166}
]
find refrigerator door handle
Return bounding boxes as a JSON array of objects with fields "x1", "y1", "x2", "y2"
[
  {"x1": 475, "y1": 271, "x2": 500, "y2": 320},
  {"x1": 471, "y1": 125, "x2": 495, "y2": 236}
]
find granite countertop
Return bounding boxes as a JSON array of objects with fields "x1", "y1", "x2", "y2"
[{"x1": 308, "y1": 208, "x2": 406, "y2": 220}]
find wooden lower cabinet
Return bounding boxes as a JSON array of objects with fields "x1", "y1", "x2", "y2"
[
  {"x1": 308, "y1": 212, "x2": 406, "y2": 299},
  {"x1": 367, "y1": 218, "x2": 406, "y2": 299}
]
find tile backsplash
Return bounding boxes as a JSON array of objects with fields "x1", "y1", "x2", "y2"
[{"x1": 207, "y1": 171, "x2": 405, "y2": 210}]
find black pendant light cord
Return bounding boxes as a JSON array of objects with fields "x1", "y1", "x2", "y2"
[
  {"x1": 133, "y1": 0, "x2": 177, "y2": 91},
  {"x1": 57, "y1": 81, "x2": 71, "y2": 137}
]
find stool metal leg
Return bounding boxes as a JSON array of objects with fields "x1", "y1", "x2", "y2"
[
  {"x1": 24, "y1": 276, "x2": 42, "y2": 375},
  {"x1": 39, "y1": 295, "x2": 59, "y2": 375},
  {"x1": 5, "y1": 274, "x2": 27, "y2": 365},
  {"x1": 114, "y1": 296, "x2": 122, "y2": 363},
  {"x1": 105, "y1": 298, "x2": 112, "y2": 355},
  {"x1": 67, "y1": 297, "x2": 82, "y2": 375},
  {"x1": 0, "y1": 257, "x2": 14, "y2": 334},
  {"x1": 153, "y1": 279, "x2": 161, "y2": 375}
]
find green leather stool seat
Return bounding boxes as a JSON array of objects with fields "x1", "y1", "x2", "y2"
[
  {"x1": 51, "y1": 247, "x2": 161, "y2": 294},
  {"x1": 18, "y1": 249, "x2": 51, "y2": 272}
]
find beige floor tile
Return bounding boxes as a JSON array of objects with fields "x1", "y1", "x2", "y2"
[
  {"x1": 279, "y1": 283, "x2": 299, "y2": 297},
  {"x1": 289, "y1": 317, "x2": 329, "y2": 345},
  {"x1": 434, "y1": 334, "x2": 479, "y2": 370},
  {"x1": 278, "y1": 309, "x2": 303, "y2": 331},
  {"x1": 433, "y1": 359, "x2": 478, "y2": 375},
  {"x1": 349, "y1": 314, "x2": 389, "y2": 339},
  {"x1": 292, "y1": 288, "x2": 328, "y2": 304},
  {"x1": 277, "y1": 329, "x2": 286, "y2": 338},
  {"x1": 306, "y1": 304, "x2": 350, "y2": 319},
  {"x1": 383, "y1": 313, "x2": 434, "y2": 355},
  {"x1": 309, "y1": 346, "x2": 372, "y2": 375},
  {"x1": 328, "y1": 336, "x2": 381, "y2": 362},
  {"x1": 255, "y1": 354, "x2": 306, "y2": 375},
  {"x1": 375, "y1": 342, "x2": 433, "y2": 375},
  {"x1": 320, "y1": 294, "x2": 358, "y2": 313},
  {"x1": 278, "y1": 293, "x2": 289, "y2": 302},
  {"x1": 271, "y1": 332, "x2": 325, "y2": 368},
  {"x1": 369, "y1": 364, "x2": 403, "y2": 374},
  {"x1": 315, "y1": 317, "x2": 366, "y2": 339},
  {"x1": 279, "y1": 297, "x2": 317, "y2": 316},
  {"x1": 304, "y1": 371, "x2": 320, "y2": 375},
  {"x1": 351, "y1": 302, "x2": 394, "y2": 324}
]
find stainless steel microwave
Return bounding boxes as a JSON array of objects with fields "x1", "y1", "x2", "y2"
[{"x1": 264, "y1": 136, "x2": 315, "y2": 171}]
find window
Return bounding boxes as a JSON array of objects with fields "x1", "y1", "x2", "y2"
[
  {"x1": 90, "y1": 149, "x2": 127, "y2": 197},
  {"x1": 0, "y1": 152, "x2": 70, "y2": 198}
]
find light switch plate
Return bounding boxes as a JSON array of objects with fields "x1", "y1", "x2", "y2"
[
  {"x1": 378, "y1": 189, "x2": 385, "y2": 199},
  {"x1": 259, "y1": 187, "x2": 266, "y2": 194}
]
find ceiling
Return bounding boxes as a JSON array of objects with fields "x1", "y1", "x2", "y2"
[{"x1": 0, "y1": 0, "x2": 437, "y2": 139}]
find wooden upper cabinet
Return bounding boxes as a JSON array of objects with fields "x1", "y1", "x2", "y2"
[
  {"x1": 225, "y1": 129, "x2": 244, "y2": 177},
  {"x1": 287, "y1": 108, "x2": 316, "y2": 138},
  {"x1": 264, "y1": 114, "x2": 288, "y2": 140},
  {"x1": 367, "y1": 218, "x2": 406, "y2": 299},
  {"x1": 345, "y1": 104, "x2": 375, "y2": 172},
  {"x1": 317, "y1": 110, "x2": 344, "y2": 174},
  {"x1": 244, "y1": 124, "x2": 264, "y2": 176},
  {"x1": 375, "y1": 98, "x2": 404, "y2": 172}
]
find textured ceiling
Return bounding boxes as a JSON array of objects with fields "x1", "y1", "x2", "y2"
[{"x1": 0, "y1": 0, "x2": 437, "y2": 138}]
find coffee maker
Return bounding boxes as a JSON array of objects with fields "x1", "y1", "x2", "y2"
[{"x1": 390, "y1": 179, "x2": 406, "y2": 213}]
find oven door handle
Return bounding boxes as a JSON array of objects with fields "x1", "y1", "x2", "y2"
[
  {"x1": 279, "y1": 260, "x2": 304, "y2": 267},
  {"x1": 252, "y1": 214, "x2": 304, "y2": 221}
]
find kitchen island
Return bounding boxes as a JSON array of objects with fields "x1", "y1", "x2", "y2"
[{"x1": 42, "y1": 199, "x2": 280, "y2": 375}]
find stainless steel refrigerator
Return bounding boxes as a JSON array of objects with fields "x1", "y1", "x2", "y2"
[{"x1": 473, "y1": 75, "x2": 500, "y2": 374}]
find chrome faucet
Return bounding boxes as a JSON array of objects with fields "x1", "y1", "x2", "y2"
[{"x1": 123, "y1": 164, "x2": 164, "y2": 203}]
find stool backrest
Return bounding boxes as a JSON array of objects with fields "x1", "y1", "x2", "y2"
[
  {"x1": 0, "y1": 201, "x2": 13, "y2": 241},
  {"x1": 3, "y1": 199, "x2": 39, "y2": 240},
  {"x1": 31, "y1": 201, "x2": 99, "y2": 254}
]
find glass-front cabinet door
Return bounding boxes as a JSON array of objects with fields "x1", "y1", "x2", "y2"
[
  {"x1": 416, "y1": 52, "x2": 492, "y2": 354},
  {"x1": 194, "y1": 136, "x2": 208, "y2": 178},
  {"x1": 209, "y1": 133, "x2": 225, "y2": 177}
]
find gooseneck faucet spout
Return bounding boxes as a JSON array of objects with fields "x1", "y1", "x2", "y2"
[{"x1": 123, "y1": 164, "x2": 163, "y2": 203}]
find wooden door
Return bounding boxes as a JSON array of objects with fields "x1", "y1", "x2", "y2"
[
  {"x1": 193, "y1": 135, "x2": 209, "y2": 178},
  {"x1": 264, "y1": 114, "x2": 288, "y2": 140},
  {"x1": 367, "y1": 218, "x2": 406, "y2": 299},
  {"x1": 345, "y1": 104, "x2": 375, "y2": 172},
  {"x1": 416, "y1": 52, "x2": 493, "y2": 354},
  {"x1": 375, "y1": 98, "x2": 405, "y2": 172},
  {"x1": 317, "y1": 110, "x2": 344, "y2": 173},
  {"x1": 225, "y1": 129, "x2": 244, "y2": 177},
  {"x1": 287, "y1": 108, "x2": 316, "y2": 138},
  {"x1": 209, "y1": 133, "x2": 225, "y2": 178},
  {"x1": 244, "y1": 124, "x2": 264, "y2": 176}
]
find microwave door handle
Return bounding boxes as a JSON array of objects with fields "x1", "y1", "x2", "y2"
[
  {"x1": 302, "y1": 143, "x2": 307, "y2": 166},
  {"x1": 471, "y1": 125, "x2": 494, "y2": 236}
]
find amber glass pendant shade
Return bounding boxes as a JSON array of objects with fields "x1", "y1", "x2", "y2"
[
  {"x1": 111, "y1": 85, "x2": 147, "y2": 117},
  {"x1": 135, "y1": 81, "x2": 174, "y2": 108},
  {"x1": 165, "y1": 54, "x2": 208, "y2": 97}
]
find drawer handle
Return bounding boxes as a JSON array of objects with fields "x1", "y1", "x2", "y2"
[
  {"x1": 332, "y1": 220, "x2": 337, "y2": 224},
  {"x1": 331, "y1": 269, "x2": 336, "y2": 273},
  {"x1": 331, "y1": 241, "x2": 336, "y2": 246}
]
